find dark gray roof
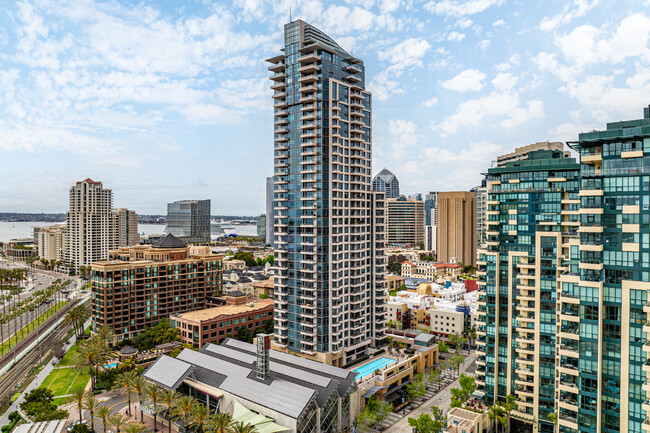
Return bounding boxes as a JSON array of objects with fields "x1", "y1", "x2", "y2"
[
  {"x1": 226, "y1": 290, "x2": 246, "y2": 297},
  {"x1": 153, "y1": 233, "x2": 187, "y2": 249},
  {"x1": 119, "y1": 346, "x2": 137, "y2": 355},
  {"x1": 375, "y1": 168, "x2": 396, "y2": 183}
]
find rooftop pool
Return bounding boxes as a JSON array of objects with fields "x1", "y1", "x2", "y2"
[{"x1": 352, "y1": 357, "x2": 397, "y2": 380}]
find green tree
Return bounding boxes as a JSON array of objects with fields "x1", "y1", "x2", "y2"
[
  {"x1": 113, "y1": 370, "x2": 138, "y2": 416},
  {"x1": 145, "y1": 383, "x2": 164, "y2": 432},
  {"x1": 97, "y1": 406, "x2": 111, "y2": 433},
  {"x1": 108, "y1": 414, "x2": 129, "y2": 433},
  {"x1": 171, "y1": 395, "x2": 197, "y2": 431},
  {"x1": 20, "y1": 387, "x2": 67, "y2": 421},
  {"x1": 387, "y1": 261, "x2": 401, "y2": 275},
  {"x1": 450, "y1": 374, "x2": 477, "y2": 408},
  {"x1": 71, "y1": 388, "x2": 86, "y2": 423},
  {"x1": 77, "y1": 338, "x2": 110, "y2": 391},
  {"x1": 499, "y1": 394, "x2": 518, "y2": 433},
  {"x1": 407, "y1": 406, "x2": 446, "y2": 433},
  {"x1": 450, "y1": 354, "x2": 465, "y2": 377},
  {"x1": 83, "y1": 394, "x2": 99, "y2": 433},
  {"x1": 208, "y1": 412, "x2": 234, "y2": 433},
  {"x1": 407, "y1": 373, "x2": 426, "y2": 402},
  {"x1": 132, "y1": 376, "x2": 147, "y2": 422},
  {"x1": 190, "y1": 403, "x2": 214, "y2": 433},
  {"x1": 438, "y1": 341, "x2": 449, "y2": 353},
  {"x1": 448, "y1": 333, "x2": 460, "y2": 351},
  {"x1": 230, "y1": 422, "x2": 258, "y2": 433},
  {"x1": 232, "y1": 252, "x2": 256, "y2": 267},
  {"x1": 161, "y1": 390, "x2": 180, "y2": 433},
  {"x1": 488, "y1": 405, "x2": 506, "y2": 433},
  {"x1": 123, "y1": 423, "x2": 147, "y2": 433},
  {"x1": 375, "y1": 400, "x2": 394, "y2": 429}
]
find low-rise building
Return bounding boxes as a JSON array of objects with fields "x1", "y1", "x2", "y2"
[
  {"x1": 2, "y1": 238, "x2": 37, "y2": 260},
  {"x1": 444, "y1": 407, "x2": 493, "y2": 433},
  {"x1": 171, "y1": 292, "x2": 273, "y2": 347},
  {"x1": 386, "y1": 275, "x2": 406, "y2": 292},
  {"x1": 223, "y1": 259, "x2": 246, "y2": 270},
  {"x1": 400, "y1": 261, "x2": 461, "y2": 280},
  {"x1": 144, "y1": 337, "x2": 360, "y2": 433},
  {"x1": 250, "y1": 277, "x2": 274, "y2": 298}
]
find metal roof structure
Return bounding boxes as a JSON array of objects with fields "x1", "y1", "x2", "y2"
[
  {"x1": 144, "y1": 338, "x2": 357, "y2": 420},
  {"x1": 14, "y1": 420, "x2": 66, "y2": 433}
]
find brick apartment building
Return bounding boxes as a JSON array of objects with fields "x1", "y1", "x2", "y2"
[{"x1": 91, "y1": 234, "x2": 223, "y2": 339}]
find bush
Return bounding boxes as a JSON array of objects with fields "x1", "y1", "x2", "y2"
[
  {"x1": 70, "y1": 424, "x2": 92, "y2": 433},
  {"x1": 2, "y1": 411, "x2": 23, "y2": 433},
  {"x1": 20, "y1": 388, "x2": 67, "y2": 421}
]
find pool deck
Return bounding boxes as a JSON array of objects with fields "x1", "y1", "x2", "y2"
[{"x1": 350, "y1": 355, "x2": 399, "y2": 380}]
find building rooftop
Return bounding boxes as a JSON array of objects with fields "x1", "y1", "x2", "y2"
[
  {"x1": 175, "y1": 299, "x2": 273, "y2": 322},
  {"x1": 154, "y1": 233, "x2": 187, "y2": 249},
  {"x1": 144, "y1": 338, "x2": 357, "y2": 419}
]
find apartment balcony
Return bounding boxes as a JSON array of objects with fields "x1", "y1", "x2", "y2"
[
  {"x1": 558, "y1": 345, "x2": 579, "y2": 357},
  {"x1": 270, "y1": 72, "x2": 285, "y2": 82},
  {"x1": 268, "y1": 63, "x2": 285, "y2": 73},
  {"x1": 644, "y1": 321, "x2": 650, "y2": 335},
  {"x1": 347, "y1": 74, "x2": 362, "y2": 83},
  {"x1": 643, "y1": 380, "x2": 650, "y2": 393},
  {"x1": 558, "y1": 381, "x2": 579, "y2": 394},
  {"x1": 275, "y1": 117, "x2": 289, "y2": 126},
  {"x1": 300, "y1": 84, "x2": 317, "y2": 93},
  {"x1": 297, "y1": 53, "x2": 319, "y2": 63},
  {"x1": 300, "y1": 103, "x2": 315, "y2": 111},
  {"x1": 272, "y1": 91, "x2": 286, "y2": 100},
  {"x1": 299, "y1": 74, "x2": 318, "y2": 83},
  {"x1": 644, "y1": 302, "x2": 650, "y2": 313},
  {"x1": 643, "y1": 417, "x2": 650, "y2": 432},
  {"x1": 273, "y1": 100, "x2": 288, "y2": 109},
  {"x1": 299, "y1": 95, "x2": 317, "y2": 104},
  {"x1": 346, "y1": 64, "x2": 362, "y2": 74},
  {"x1": 643, "y1": 359, "x2": 650, "y2": 373},
  {"x1": 558, "y1": 414, "x2": 578, "y2": 430},
  {"x1": 298, "y1": 63, "x2": 319, "y2": 73},
  {"x1": 557, "y1": 364, "x2": 579, "y2": 376},
  {"x1": 643, "y1": 399, "x2": 650, "y2": 413}
]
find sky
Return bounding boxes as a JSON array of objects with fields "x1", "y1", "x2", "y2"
[{"x1": 1, "y1": 0, "x2": 649, "y2": 215}]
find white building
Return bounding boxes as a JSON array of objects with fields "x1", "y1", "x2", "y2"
[
  {"x1": 112, "y1": 208, "x2": 140, "y2": 247},
  {"x1": 36, "y1": 224, "x2": 66, "y2": 261}
]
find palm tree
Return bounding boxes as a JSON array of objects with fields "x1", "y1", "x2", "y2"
[
  {"x1": 171, "y1": 395, "x2": 198, "y2": 432},
  {"x1": 114, "y1": 370, "x2": 138, "y2": 416},
  {"x1": 230, "y1": 421, "x2": 258, "y2": 433},
  {"x1": 77, "y1": 339, "x2": 109, "y2": 390},
  {"x1": 132, "y1": 376, "x2": 147, "y2": 422},
  {"x1": 488, "y1": 405, "x2": 506, "y2": 433},
  {"x1": 97, "y1": 406, "x2": 111, "y2": 433},
  {"x1": 108, "y1": 413, "x2": 129, "y2": 433},
  {"x1": 83, "y1": 394, "x2": 100, "y2": 432},
  {"x1": 190, "y1": 403, "x2": 213, "y2": 433},
  {"x1": 208, "y1": 412, "x2": 234, "y2": 433},
  {"x1": 123, "y1": 423, "x2": 147, "y2": 433},
  {"x1": 499, "y1": 394, "x2": 517, "y2": 433},
  {"x1": 72, "y1": 387, "x2": 87, "y2": 422},
  {"x1": 145, "y1": 383, "x2": 164, "y2": 432},
  {"x1": 547, "y1": 412, "x2": 558, "y2": 433},
  {"x1": 96, "y1": 326, "x2": 116, "y2": 347},
  {"x1": 161, "y1": 390, "x2": 180, "y2": 433}
]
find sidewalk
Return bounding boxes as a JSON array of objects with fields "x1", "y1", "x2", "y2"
[
  {"x1": 382, "y1": 353, "x2": 476, "y2": 433},
  {"x1": 0, "y1": 319, "x2": 92, "y2": 427}
]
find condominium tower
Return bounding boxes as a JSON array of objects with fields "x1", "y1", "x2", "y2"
[
  {"x1": 65, "y1": 179, "x2": 119, "y2": 267},
  {"x1": 437, "y1": 191, "x2": 477, "y2": 266},
  {"x1": 265, "y1": 176, "x2": 274, "y2": 245},
  {"x1": 112, "y1": 208, "x2": 140, "y2": 247},
  {"x1": 386, "y1": 196, "x2": 424, "y2": 247},
  {"x1": 267, "y1": 20, "x2": 387, "y2": 366},
  {"x1": 372, "y1": 168, "x2": 400, "y2": 198},
  {"x1": 475, "y1": 150, "x2": 579, "y2": 433},
  {"x1": 496, "y1": 141, "x2": 569, "y2": 168},
  {"x1": 165, "y1": 199, "x2": 211, "y2": 244},
  {"x1": 557, "y1": 107, "x2": 650, "y2": 433}
]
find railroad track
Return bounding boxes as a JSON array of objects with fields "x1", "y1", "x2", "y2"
[{"x1": 0, "y1": 306, "x2": 86, "y2": 404}]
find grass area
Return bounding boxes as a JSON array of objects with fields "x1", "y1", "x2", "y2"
[
  {"x1": 57, "y1": 341, "x2": 82, "y2": 367},
  {"x1": 42, "y1": 366, "x2": 90, "y2": 397},
  {"x1": 0, "y1": 300, "x2": 68, "y2": 355},
  {"x1": 52, "y1": 396, "x2": 73, "y2": 407}
]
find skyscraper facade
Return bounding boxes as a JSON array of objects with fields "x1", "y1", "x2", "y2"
[
  {"x1": 112, "y1": 208, "x2": 140, "y2": 247},
  {"x1": 372, "y1": 168, "x2": 400, "y2": 199},
  {"x1": 555, "y1": 107, "x2": 650, "y2": 433},
  {"x1": 165, "y1": 200, "x2": 211, "y2": 244},
  {"x1": 65, "y1": 178, "x2": 117, "y2": 267},
  {"x1": 476, "y1": 150, "x2": 579, "y2": 433},
  {"x1": 437, "y1": 191, "x2": 477, "y2": 266},
  {"x1": 386, "y1": 196, "x2": 424, "y2": 247},
  {"x1": 472, "y1": 183, "x2": 488, "y2": 250},
  {"x1": 265, "y1": 176, "x2": 274, "y2": 246},
  {"x1": 267, "y1": 20, "x2": 386, "y2": 366}
]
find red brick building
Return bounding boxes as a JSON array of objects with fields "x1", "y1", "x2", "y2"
[{"x1": 171, "y1": 292, "x2": 273, "y2": 348}]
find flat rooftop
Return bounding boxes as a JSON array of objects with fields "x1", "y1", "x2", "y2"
[{"x1": 176, "y1": 299, "x2": 273, "y2": 322}]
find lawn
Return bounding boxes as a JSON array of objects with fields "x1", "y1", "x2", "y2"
[
  {"x1": 58, "y1": 341, "x2": 82, "y2": 367},
  {"x1": 0, "y1": 301, "x2": 68, "y2": 355},
  {"x1": 42, "y1": 367, "x2": 90, "y2": 397}
]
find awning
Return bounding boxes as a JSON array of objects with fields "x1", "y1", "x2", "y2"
[
  {"x1": 232, "y1": 399, "x2": 289, "y2": 432},
  {"x1": 362, "y1": 386, "x2": 389, "y2": 398}
]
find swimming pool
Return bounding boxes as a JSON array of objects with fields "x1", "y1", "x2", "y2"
[
  {"x1": 104, "y1": 362, "x2": 118, "y2": 369},
  {"x1": 352, "y1": 357, "x2": 397, "y2": 380}
]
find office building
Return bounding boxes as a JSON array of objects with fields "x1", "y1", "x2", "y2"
[
  {"x1": 36, "y1": 224, "x2": 66, "y2": 261},
  {"x1": 437, "y1": 192, "x2": 477, "y2": 267},
  {"x1": 144, "y1": 338, "x2": 360, "y2": 433},
  {"x1": 386, "y1": 196, "x2": 424, "y2": 247},
  {"x1": 424, "y1": 192, "x2": 438, "y2": 252},
  {"x1": 372, "y1": 168, "x2": 400, "y2": 199},
  {"x1": 257, "y1": 214, "x2": 266, "y2": 240},
  {"x1": 475, "y1": 149, "x2": 579, "y2": 433},
  {"x1": 496, "y1": 141, "x2": 568, "y2": 168},
  {"x1": 165, "y1": 199, "x2": 211, "y2": 244},
  {"x1": 267, "y1": 20, "x2": 386, "y2": 366},
  {"x1": 555, "y1": 107, "x2": 650, "y2": 433},
  {"x1": 266, "y1": 176, "x2": 274, "y2": 246},
  {"x1": 112, "y1": 208, "x2": 140, "y2": 247},
  {"x1": 91, "y1": 234, "x2": 223, "y2": 339},
  {"x1": 65, "y1": 178, "x2": 117, "y2": 268}
]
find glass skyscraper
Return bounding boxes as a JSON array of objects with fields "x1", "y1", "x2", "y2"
[
  {"x1": 372, "y1": 168, "x2": 400, "y2": 199},
  {"x1": 165, "y1": 199, "x2": 211, "y2": 244},
  {"x1": 267, "y1": 20, "x2": 386, "y2": 365},
  {"x1": 476, "y1": 149, "x2": 580, "y2": 433}
]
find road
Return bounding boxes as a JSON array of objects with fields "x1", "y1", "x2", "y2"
[{"x1": 383, "y1": 353, "x2": 477, "y2": 433}]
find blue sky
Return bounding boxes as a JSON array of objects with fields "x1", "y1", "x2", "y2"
[{"x1": 1, "y1": 0, "x2": 649, "y2": 215}]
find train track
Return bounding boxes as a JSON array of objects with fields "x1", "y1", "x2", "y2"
[{"x1": 0, "y1": 304, "x2": 87, "y2": 404}]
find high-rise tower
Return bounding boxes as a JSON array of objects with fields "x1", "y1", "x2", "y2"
[
  {"x1": 372, "y1": 168, "x2": 400, "y2": 199},
  {"x1": 165, "y1": 200, "x2": 211, "y2": 244},
  {"x1": 267, "y1": 20, "x2": 386, "y2": 365}
]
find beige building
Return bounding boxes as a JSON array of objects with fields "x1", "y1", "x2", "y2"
[
  {"x1": 444, "y1": 407, "x2": 493, "y2": 433},
  {"x1": 437, "y1": 192, "x2": 476, "y2": 267},
  {"x1": 496, "y1": 141, "x2": 567, "y2": 167},
  {"x1": 37, "y1": 224, "x2": 66, "y2": 261},
  {"x1": 112, "y1": 208, "x2": 140, "y2": 246},
  {"x1": 223, "y1": 259, "x2": 246, "y2": 270},
  {"x1": 400, "y1": 261, "x2": 462, "y2": 280},
  {"x1": 386, "y1": 196, "x2": 424, "y2": 247}
]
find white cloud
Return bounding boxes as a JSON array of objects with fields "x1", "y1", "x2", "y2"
[
  {"x1": 424, "y1": 0, "x2": 503, "y2": 17},
  {"x1": 492, "y1": 19, "x2": 505, "y2": 26},
  {"x1": 378, "y1": 38, "x2": 432, "y2": 73},
  {"x1": 422, "y1": 97, "x2": 439, "y2": 107},
  {"x1": 379, "y1": 0, "x2": 402, "y2": 14},
  {"x1": 548, "y1": 122, "x2": 600, "y2": 142},
  {"x1": 442, "y1": 69, "x2": 486, "y2": 92},
  {"x1": 539, "y1": 0, "x2": 600, "y2": 32},
  {"x1": 456, "y1": 17, "x2": 473, "y2": 28},
  {"x1": 491, "y1": 72, "x2": 518, "y2": 92},
  {"x1": 368, "y1": 71, "x2": 404, "y2": 101},
  {"x1": 388, "y1": 119, "x2": 420, "y2": 158},
  {"x1": 478, "y1": 39, "x2": 490, "y2": 49},
  {"x1": 447, "y1": 31, "x2": 466, "y2": 41},
  {"x1": 434, "y1": 92, "x2": 544, "y2": 135}
]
